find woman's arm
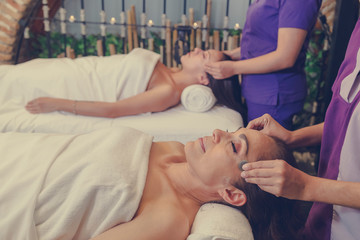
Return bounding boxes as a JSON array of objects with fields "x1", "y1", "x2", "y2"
[
  {"x1": 247, "y1": 114, "x2": 323, "y2": 148},
  {"x1": 241, "y1": 160, "x2": 360, "y2": 209},
  {"x1": 205, "y1": 28, "x2": 307, "y2": 79},
  {"x1": 25, "y1": 85, "x2": 178, "y2": 118}
]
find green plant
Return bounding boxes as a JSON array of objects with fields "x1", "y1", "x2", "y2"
[{"x1": 293, "y1": 29, "x2": 327, "y2": 130}]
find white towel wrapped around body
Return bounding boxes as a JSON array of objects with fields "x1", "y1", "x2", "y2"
[
  {"x1": 181, "y1": 84, "x2": 217, "y2": 112},
  {"x1": 0, "y1": 126, "x2": 153, "y2": 240},
  {"x1": 0, "y1": 48, "x2": 160, "y2": 105}
]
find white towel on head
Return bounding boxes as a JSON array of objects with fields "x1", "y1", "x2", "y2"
[{"x1": 181, "y1": 85, "x2": 217, "y2": 112}]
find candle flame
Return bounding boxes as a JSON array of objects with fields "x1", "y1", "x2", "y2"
[
  {"x1": 147, "y1": 19, "x2": 154, "y2": 27},
  {"x1": 110, "y1": 17, "x2": 116, "y2": 24},
  {"x1": 69, "y1": 15, "x2": 76, "y2": 23}
]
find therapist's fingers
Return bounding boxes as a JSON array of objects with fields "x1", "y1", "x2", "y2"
[
  {"x1": 247, "y1": 114, "x2": 291, "y2": 143},
  {"x1": 204, "y1": 62, "x2": 223, "y2": 79},
  {"x1": 246, "y1": 114, "x2": 271, "y2": 130},
  {"x1": 241, "y1": 159, "x2": 309, "y2": 199},
  {"x1": 205, "y1": 61, "x2": 235, "y2": 79},
  {"x1": 241, "y1": 159, "x2": 282, "y2": 176}
]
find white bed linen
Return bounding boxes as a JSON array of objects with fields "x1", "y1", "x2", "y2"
[{"x1": 0, "y1": 100, "x2": 243, "y2": 143}]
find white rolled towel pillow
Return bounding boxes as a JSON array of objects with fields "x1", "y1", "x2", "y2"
[{"x1": 181, "y1": 84, "x2": 217, "y2": 112}]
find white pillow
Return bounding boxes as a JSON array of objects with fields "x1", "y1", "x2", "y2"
[
  {"x1": 181, "y1": 85, "x2": 217, "y2": 112},
  {"x1": 187, "y1": 203, "x2": 254, "y2": 240}
]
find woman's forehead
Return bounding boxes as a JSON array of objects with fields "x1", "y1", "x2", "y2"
[
  {"x1": 234, "y1": 128, "x2": 269, "y2": 142},
  {"x1": 207, "y1": 50, "x2": 224, "y2": 62},
  {"x1": 234, "y1": 128, "x2": 275, "y2": 160}
]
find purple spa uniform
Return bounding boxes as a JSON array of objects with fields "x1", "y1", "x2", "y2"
[
  {"x1": 303, "y1": 18, "x2": 360, "y2": 240},
  {"x1": 240, "y1": 0, "x2": 321, "y2": 128}
]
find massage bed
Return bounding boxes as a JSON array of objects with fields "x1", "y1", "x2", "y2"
[
  {"x1": 0, "y1": 50, "x2": 244, "y2": 143},
  {"x1": 0, "y1": 127, "x2": 253, "y2": 240}
]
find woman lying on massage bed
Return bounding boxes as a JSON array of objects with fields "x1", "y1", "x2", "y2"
[
  {"x1": 0, "y1": 126, "x2": 303, "y2": 240},
  {"x1": 18, "y1": 47, "x2": 243, "y2": 117}
]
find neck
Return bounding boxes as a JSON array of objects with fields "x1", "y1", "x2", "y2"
[
  {"x1": 165, "y1": 162, "x2": 222, "y2": 205},
  {"x1": 169, "y1": 70, "x2": 199, "y2": 93}
]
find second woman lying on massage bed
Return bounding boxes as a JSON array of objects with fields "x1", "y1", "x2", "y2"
[
  {"x1": 17, "y1": 48, "x2": 243, "y2": 117},
  {"x1": 1, "y1": 127, "x2": 304, "y2": 240}
]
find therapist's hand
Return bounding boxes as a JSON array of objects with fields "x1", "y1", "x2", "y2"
[
  {"x1": 247, "y1": 114, "x2": 292, "y2": 145},
  {"x1": 241, "y1": 159, "x2": 310, "y2": 200},
  {"x1": 204, "y1": 61, "x2": 236, "y2": 79},
  {"x1": 224, "y1": 47, "x2": 241, "y2": 60}
]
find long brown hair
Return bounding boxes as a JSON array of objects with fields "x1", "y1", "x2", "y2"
[
  {"x1": 235, "y1": 137, "x2": 306, "y2": 240},
  {"x1": 205, "y1": 55, "x2": 247, "y2": 123}
]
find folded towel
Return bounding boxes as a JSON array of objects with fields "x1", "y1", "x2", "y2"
[
  {"x1": 181, "y1": 85, "x2": 217, "y2": 112},
  {"x1": 187, "y1": 203, "x2": 254, "y2": 240}
]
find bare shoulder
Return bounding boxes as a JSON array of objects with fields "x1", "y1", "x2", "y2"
[
  {"x1": 151, "y1": 84, "x2": 180, "y2": 108},
  {"x1": 91, "y1": 202, "x2": 191, "y2": 240},
  {"x1": 148, "y1": 203, "x2": 191, "y2": 240}
]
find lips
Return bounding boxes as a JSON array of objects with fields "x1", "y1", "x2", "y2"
[{"x1": 199, "y1": 137, "x2": 205, "y2": 152}]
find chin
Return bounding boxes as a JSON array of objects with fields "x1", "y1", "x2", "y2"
[{"x1": 183, "y1": 142, "x2": 197, "y2": 162}]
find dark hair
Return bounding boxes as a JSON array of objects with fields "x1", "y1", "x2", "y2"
[
  {"x1": 234, "y1": 137, "x2": 306, "y2": 240},
  {"x1": 206, "y1": 54, "x2": 247, "y2": 122}
]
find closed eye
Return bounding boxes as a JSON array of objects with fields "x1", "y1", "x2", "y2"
[{"x1": 231, "y1": 141, "x2": 237, "y2": 153}]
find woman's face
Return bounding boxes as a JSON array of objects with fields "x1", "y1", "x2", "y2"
[
  {"x1": 180, "y1": 48, "x2": 224, "y2": 73},
  {"x1": 185, "y1": 128, "x2": 276, "y2": 188}
]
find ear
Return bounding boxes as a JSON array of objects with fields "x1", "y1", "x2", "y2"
[
  {"x1": 218, "y1": 186, "x2": 247, "y2": 207},
  {"x1": 199, "y1": 74, "x2": 209, "y2": 86}
]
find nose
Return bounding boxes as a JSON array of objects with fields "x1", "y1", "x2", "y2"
[
  {"x1": 193, "y1": 48, "x2": 202, "y2": 54},
  {"x1": 212, "y1": 129, "x2": 225, "y2": 143}
]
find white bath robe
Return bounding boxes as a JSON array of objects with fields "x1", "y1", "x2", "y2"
[
  {"x1": 0, "y1": 48, "x2": 160, "y2": 106},
  {"x1": 0, "y1": 126, "x2": 153, "y2": 240}
]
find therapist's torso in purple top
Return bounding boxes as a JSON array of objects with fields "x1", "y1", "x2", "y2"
[
  {"x1": 303, "y1": 18, "x2": 360, "y2": 240},
  {"x1": 240, "y1": 0, "x2": 321, "y2": 105}
]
